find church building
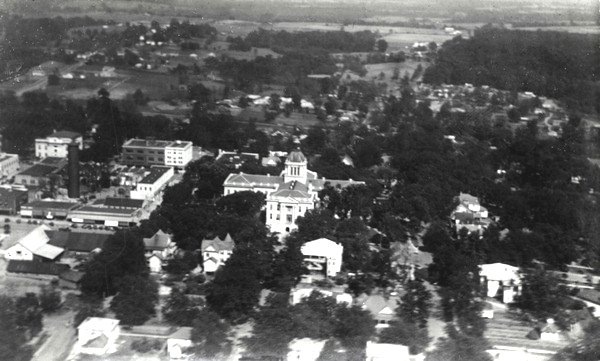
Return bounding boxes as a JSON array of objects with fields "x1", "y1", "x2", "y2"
[{"x1": 223, "y1": 149, "x2": 363, "y2": 235}]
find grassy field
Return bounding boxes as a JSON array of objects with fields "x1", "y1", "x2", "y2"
[
  {"x1": 513, "y1": 25, "x2": 600, "y2": 34},
  {"x1": 274, "y1": 111, "x2": 321, "y2": 128}
]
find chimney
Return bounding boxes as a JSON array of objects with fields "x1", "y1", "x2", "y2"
[{"x1": 67, "y1": 142, "x2": 80, "y2": 198}]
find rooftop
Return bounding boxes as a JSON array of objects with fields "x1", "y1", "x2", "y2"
[
  {"x1": 48, "y1": 130, "x2": 81, "y2": 139},
  {"x1": 139, "y1": 167, "x2": 173, "y2": 185},
  {"x1": 7, "y1": 260, "x2": 69, "y2": 276},
  {"x1": 143, "y1": 230, "x2": 172, "y2": 251},
  {"x1": 201, "y1": 234, "x2": 235, "y2": 252},
  {"x1": 78, "y1": 317, "x2": 120, "y2": 331},
  {"x1": 124, "y1": 138, "x2": 172, "y2": 148},
  {"x1": 21, "y1": 200, "x2": 80, "y2": 210},
  {"x1": 46, "y1": 230, "x2": 111, "y2": 252},
  {"x1": 124, "y1": 138, "x2": 191, "y2": 149},
  {"x1": 71, "y1": 206, "x2": 139, "y2": 215},
  {"x1": 0, "y1": 153, "x2": 18, "y2": 163},
  {"x1": 99, "y1": 197, "x2": 145, "y2": 209},
  {"x1": 0, "y1": 187, "x2": 27, "y2": 201},
  {"x1": 39, "y1": 157, "x2": 67, "y2": 167},
  {"x1": 17, "y1": 164, "x2": 58, "y2": 177}
]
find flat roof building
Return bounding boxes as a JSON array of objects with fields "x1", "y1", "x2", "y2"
[
  {"x1": 121, "y1": 138, "x2": 193, "y2": 168},
  {"x1": 0, "y1": 153, "x2": 20, "y2": 179},
  {"x1": 20, "y1": 200, "x2": 80, "y2": 219}
]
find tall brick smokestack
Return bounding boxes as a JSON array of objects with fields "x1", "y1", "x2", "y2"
[{"x1": 67, "y1": 142, "x2": 80, "y2": 198}]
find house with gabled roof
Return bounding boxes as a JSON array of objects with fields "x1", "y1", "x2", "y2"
[
  {"x1": 4, "y1": 225, "x2": 64, "y2": 261},
  {"x1": 143, "y1": 230, "x2": 176, "y2": 273},
  {"x1": 358, "y1": 294, "x2": 400, "y2": 329},
  {"x1": 201, "y1": 234, "x2": 235, "y2": 275},
  {"x1": 223, "y1": 149, "x2": 364, "y2": 236}
]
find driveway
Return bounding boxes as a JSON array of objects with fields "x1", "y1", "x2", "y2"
[{"x1": 31, "y1": 309, "x2": 77, "y2": 361}]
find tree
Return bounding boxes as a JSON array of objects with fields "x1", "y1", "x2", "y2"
[
  {"x1": 379, "y1": 319, "x2": 430, "y2": 354},
  {"x1": 0, "y1": 295, "x2": 33, "y2": 361},
  {"x1": 110, "y1": 275, "x2": 158, "y2": 325},
  {"x1": 206, "y1": 247, "x2": 263, "y2": 321},
  {"x1": 244, "y1": 293, "x2": 296, "y2": 356},
  {"x1": 39, "y1": 285, "x2": 62, "y2": 312},
  {"x1": 399, "y1": 279, "x2": 432, "y2": 328},
  {"x1": 512, "y1": 268, "x2": 568, "y2": 320},
  {"x1": 425, "y1": 326, "x2": 492, "y2": 361},
  {"x1": 47, "y1": 74, "x2": 60, "y2": 86},
  {"x1": 291, "y1": 291, "x2": 338, "y2": 339},
  {"x1": 215, "y1": 191, "x2": 265, "y2": 218},
  {"x1": 377, "y1": 39, "x2": 388, "y2": 53},
  {"x1": 191, "y1": 309, "x2": 232, "y2": 359},
  {"x1": 15, "y1": 293, "x2": 43, "y2": 337},
  {"x1": 334, "y1": 218, "x2": 372, "y2": 273},
  {"x1": 80, "y1": 230, "x2": 148, "y2": 297},
  {"x1": 332, "y1": 305, "x2": 376, "y2": 350},
  {"x1": 163, "y1": 287, "x2": 201, "y2": 326}
]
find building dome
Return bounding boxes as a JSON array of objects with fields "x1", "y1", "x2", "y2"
[{"x1": 287, "y1": 149, "x2": 306, "y2": 163}]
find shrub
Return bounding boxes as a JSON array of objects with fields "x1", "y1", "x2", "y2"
[{"x1": 130, "y1": 339, "x2": 162, "y2": 353}]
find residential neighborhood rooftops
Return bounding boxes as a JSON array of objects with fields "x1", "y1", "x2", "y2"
[{"x1": 201, "y1": 234, "x2": 235, "y2": 252}]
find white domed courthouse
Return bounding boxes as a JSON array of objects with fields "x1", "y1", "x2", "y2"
[{"x1": 223, "y1": 149, "x2": 363, "y2": 235}]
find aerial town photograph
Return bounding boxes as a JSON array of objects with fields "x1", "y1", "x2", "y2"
[{"x1": 0, "y1": 0, "x2": 598, "y2": 360}]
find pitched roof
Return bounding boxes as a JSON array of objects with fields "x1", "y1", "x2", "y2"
[
  {"x1": 19, "y1": 225, "x2": 64, "y2": 260},
  {"x1": 7, "y1": 260, "x2": 69, "y2": 276},
  {"x1": 143, "y1": 229, "x2": 172, "y2": 251},
  {"x1": 365, "y1": 342, "x2": 409, "y2": 360},
  {"x1": 201, "y1": 234, "x2": 235, "y2": 252},
  {"x1": 270, "y1": 181, "x2": 312, "y2": 200},
  {"x1": 223, "y1": 173, "x2": 283, "y2": 188},
  {"x1": 17, "y1": 164, "x2": 57, "y2": 177},
  {"x1": 46, "y1": 230, "x2": 110, "y2": 253},
  {"x1": 287, "y1": 149, "x2": 307, "y2": 163},
  {"x1": 362, "y1": 294, "x2": 398, "y2": 317}
]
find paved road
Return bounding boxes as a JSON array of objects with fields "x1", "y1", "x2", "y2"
[
  {"x1": 31, "y1": 310, "x2": 77, "y2": 361},
  {"x1": 424, "y1": 281, "x2": 447, "y2": 351}
]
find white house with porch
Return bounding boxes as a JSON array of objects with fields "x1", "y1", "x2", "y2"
[
  {"x1": 479, "y1": 263, "x2": 522, "y2": 303},
  {"x1": 301, "y1": 238, "x2": 343, "y2": 277}
]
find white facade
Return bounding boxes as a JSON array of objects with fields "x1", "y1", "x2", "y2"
[
  {"x1": 0, "y1": 153, "x2": 20, "y2": 178},
  {"x1": 451, "y1": 192, "x2": 491, "y2": 234},
  {"x1": 301, "y1": 238, "x2": 343, "y2": 277},
  {"x1": 224, "y1": 150, "x2": 364, "y2": 237},
  {"x1": 35, "y1": 131, "x2": 83, "y2": 159},
  {"x1": 167, "y1": 327, "x2": 193, "y2": 359},
  {"x1": 165, "y1": 141, "x2": 193, "y2": 167},
  {"x1": 129, "y1": 167, "x2": 174, "y2": 201},
  {"x1": 479, "y1": 263, "x2": 522, "y2": 303},
  {"x1": 266, "y1": 196, "x2": 315, "y2": 235},
  {"x1": 365, "y1": 342, "x2": 410, "y2": 361},
  {"x1": 4, "y1": 225, "x2": 63, "y2": 261},
  {"x1": 201, "y1": 234, "x2": 234, "y2": 274}
]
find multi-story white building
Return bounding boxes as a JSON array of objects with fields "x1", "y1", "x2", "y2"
[
  {"x1": 35, "y1": 131, "x2": 83, "y2": 159},
  {"x1": 301, "y1": 238, "x2": 343, "y2": 277},
  {"x1": 121, "y1": 138, "x2": 193, "y2": 168},
  {"x1": 223, "y1": 149, "x2": 363, "y2": 236},
  {"x1": 0, "y1": 153, "x2": 20, "y2": 178},
  {"x1": 129, "y1": 166, "x2": 174, "y2": 201},
  {"x1": 165, "y1": 141, "x2": 193, "y2": 167}
]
